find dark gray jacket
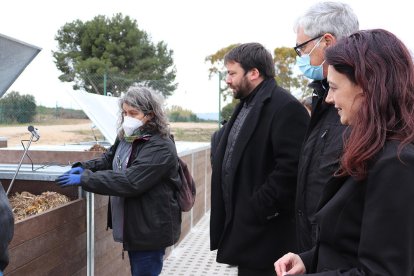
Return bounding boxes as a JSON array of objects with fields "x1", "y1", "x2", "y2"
[
  {"x1": 75, "y1": 133, "x2": 182, "y2": 251},
  {"x1": 295, "y1": 79, "x2": 347, "y2": 251},
  {"x1": 0, "y1": 183, "x2": 14, "y2": 272}
]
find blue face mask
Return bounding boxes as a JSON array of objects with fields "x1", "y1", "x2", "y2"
[{"x1": 295, "y1": 37, "x2": 325, "y2": 80}]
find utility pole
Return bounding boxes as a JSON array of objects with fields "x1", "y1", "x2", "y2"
[
  {"x1": 218, "y1": 71, "x2": 226, "y2": 128},
  {"x1": 103, "y1": 63, "x2": 108, "y2": 96},
  {"x1": 218, "y1": 71, "x2": 222, "y2": 128}
]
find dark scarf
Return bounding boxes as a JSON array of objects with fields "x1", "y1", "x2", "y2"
[{"x1": 124, "y1": 129, "x2": 152, "y2": 143}]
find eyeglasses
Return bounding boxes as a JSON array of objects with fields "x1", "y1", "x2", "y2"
[{"x1": 293, "y1": 35, "x2": 323, "y2": 57}]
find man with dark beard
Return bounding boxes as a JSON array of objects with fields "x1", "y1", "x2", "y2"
[{"x1": 210, "y1": 42, "x2": 309, "y2": 276}]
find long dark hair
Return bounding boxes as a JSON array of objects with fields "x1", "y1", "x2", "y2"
[{"x1": 325, "y1": 29, "x2": 414, "y2": 180}]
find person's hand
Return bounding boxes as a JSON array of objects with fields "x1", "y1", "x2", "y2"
[
  {"x1": 274, "y1": 252, "x2": 306, "y2": 276},
  {"x1": 63, "y1": 167, "x2": 84, "y2": 175},
  {"x1": 56, "y1": 173, "x2": 81, "y2": 187}
]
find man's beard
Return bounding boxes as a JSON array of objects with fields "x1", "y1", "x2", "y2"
[{"x1": 232, "y1": 76, "x2": 253, "y2": 100}]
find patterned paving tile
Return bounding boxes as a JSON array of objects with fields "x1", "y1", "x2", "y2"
[{"x1": 161, "y1": 212, "x2": 237, "y2": 276}]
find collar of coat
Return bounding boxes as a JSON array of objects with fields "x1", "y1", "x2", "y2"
[
  {"x1": 241, "y1": 79, "x2": 266, "y2": 106},
  {"x1": 308, "y1": 78, "x2": 329, "y2": 99},
  {"x1": 124, "y1": 132, "x2": 152, "y2": 143}
]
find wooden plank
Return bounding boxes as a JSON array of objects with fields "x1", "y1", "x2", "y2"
[
  {"x1": 94, "y1": 234, "x2": 123, "y2": 262},
  {"x1": 93, "y1": 194, "x2": 109, "y2": 209},
  {"x1": 6, "y1": 233, "x2": 86, "y2": 276},
  {"x1": 94, "y1": 205, "x2": 111, "y2": 242},
  {"x1": 95, "y1": 249, "x2": 130, "y2": 276},
  {"x1": 72, "y1": 266, "x2": 87, "y2": 276},
  {"x1": 45, "y1": 234, "x2": 87, "y2": 276},
  {"x1": 10, "y1": 199, "x2": 85, "y2": 248},
  {"x1": 7, "y1": 214, "x2": 86, "y2": 272},
  {"x1": 0, "y1": 149, "x2": 101, "y2": 165}
]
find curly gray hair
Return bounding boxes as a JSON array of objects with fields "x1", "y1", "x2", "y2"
[{"x1": 117, "y1": 86, "x2": 170, "y2": 139}]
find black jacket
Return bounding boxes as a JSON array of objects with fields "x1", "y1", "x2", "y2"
[
  {"x1": 76, "y1": 133, "x2": 181, "y2": 251},
  {"x1": 0, "y1": 183, "x2": 14, "y2": 272},
  {"x1": 210, "y1": 121, "x2": 227, "y2": 165},
  {"x1": 296, "y1": 79, "x2": 347, "y2": 252},
  {"x1": 300, "y1": 141, "x2": 414, "y2": 275},
  {"x1": 210, "y1": 78, "x2": 309, "y2": 269}
]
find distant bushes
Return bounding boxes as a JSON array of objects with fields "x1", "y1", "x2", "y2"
[
  {"x1": 0, "y1": 91, "x2": 36, "y2": 123},
  {"x1": 36, "y1": 105, "x2": 87, "y2": 120},
  {"x1": 167, "y1": 105, "x2": 200, "y2": 122},
  {"x1": 0, "y1": 91, "x2": 87, "y2": 125}
]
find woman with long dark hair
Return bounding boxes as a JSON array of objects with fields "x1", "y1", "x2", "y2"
[{"x1": 275, "y1": 29, "x2": 414, "y2": 275}]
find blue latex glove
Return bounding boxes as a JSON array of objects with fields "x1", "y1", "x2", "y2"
[
  {"x1": 56, "y1": 173, "x2": 81, "y2": 187},
  {"x1": 63, "y1": 167, "x2": 84, "y2": 175}
]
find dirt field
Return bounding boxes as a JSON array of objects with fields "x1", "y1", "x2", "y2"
[{"x1": 0, "y1": 119, "x2": 218, "y2": 147}]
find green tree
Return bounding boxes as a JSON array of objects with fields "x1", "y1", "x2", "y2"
[
  {"x1": 167, "y1": 105, "x2": 199, "y2": 122},
  {"x1": 297, "y1": 74, "x2": 313, "y2": 99},
  {"x1": 0, "y1": 91, "x2": 37, "y2": 123},
  {"x1": 205, "y1": 44, "x2": 239, "y2": 101},
  {"x1": 53, "y1": 13, "x2": 177, "y2": 97},
  {"x1": 205, "y1": 44, "x2": 240, "y2": 123},
  {"x1": 221, "y1": 100, "x2": 237, "y2": 122}
]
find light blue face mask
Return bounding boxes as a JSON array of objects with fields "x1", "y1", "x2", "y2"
[{"x1": 296, "y1": 37, "x2": 325, "y2": 80}]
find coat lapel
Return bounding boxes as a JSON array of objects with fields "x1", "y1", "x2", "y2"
[
  {"x1": 212, "y1": 102, "x2": 242, "y2": 174},
  {"x1": 226, "y1": 79, "x2": 273, "y2": 184}
]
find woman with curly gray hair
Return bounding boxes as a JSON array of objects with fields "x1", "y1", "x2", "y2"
[
  {"x1": 57, "y1": 86, "x2": 182, "y2": 276},
  {"x1": 117, "y1": 86, "x2": 170, "y2": 140}
]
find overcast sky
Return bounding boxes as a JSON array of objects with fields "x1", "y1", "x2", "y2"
[{"x1": 1, "y1": 0, "x2": 413, "y2": 114}]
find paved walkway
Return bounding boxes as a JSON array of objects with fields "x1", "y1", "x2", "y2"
[{"x1": 161, "y1": 212, "x2": 237, "y2": 275}]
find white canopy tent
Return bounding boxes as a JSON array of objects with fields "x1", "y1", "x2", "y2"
[{"x1": 68, "y1": 90, "x2": 119, "y2": 144}]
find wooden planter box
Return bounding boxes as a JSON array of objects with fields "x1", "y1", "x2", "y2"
[
  {"x1": 2, "y1": 180, "x2": 130, "y2": 276},
  {"x1": 2, "y1": 180, "x2": 86, "y2": 275}
]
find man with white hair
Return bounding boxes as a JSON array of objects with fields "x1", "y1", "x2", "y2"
[{"x1": 293, "y1": 1, "x2": 359, "y2": 252}]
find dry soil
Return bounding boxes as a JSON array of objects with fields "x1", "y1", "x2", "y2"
[{"x1": 0, "y1": 119, "x2": 217, "y2": 147}]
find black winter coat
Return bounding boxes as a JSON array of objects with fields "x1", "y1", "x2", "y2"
[
  {"x1": 300, "y1": 141, "x2": 414, "y2": 275},
  {"x1": 0, "y1": 183, "x2": 14, "y2": 272},
  {"x1": 210, "y1": 78, "x2": 309, "y2": 269},
  {"x1": 296, "y1": 79, "x2": 347, "y2": 251},
  {"x1": 76, "y1": 133, "x2": 181, "y2": 251}
]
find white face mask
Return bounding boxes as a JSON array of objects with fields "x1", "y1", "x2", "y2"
[{"x1": 122, "y1": 116, "x2": 143, "y2": 136}]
